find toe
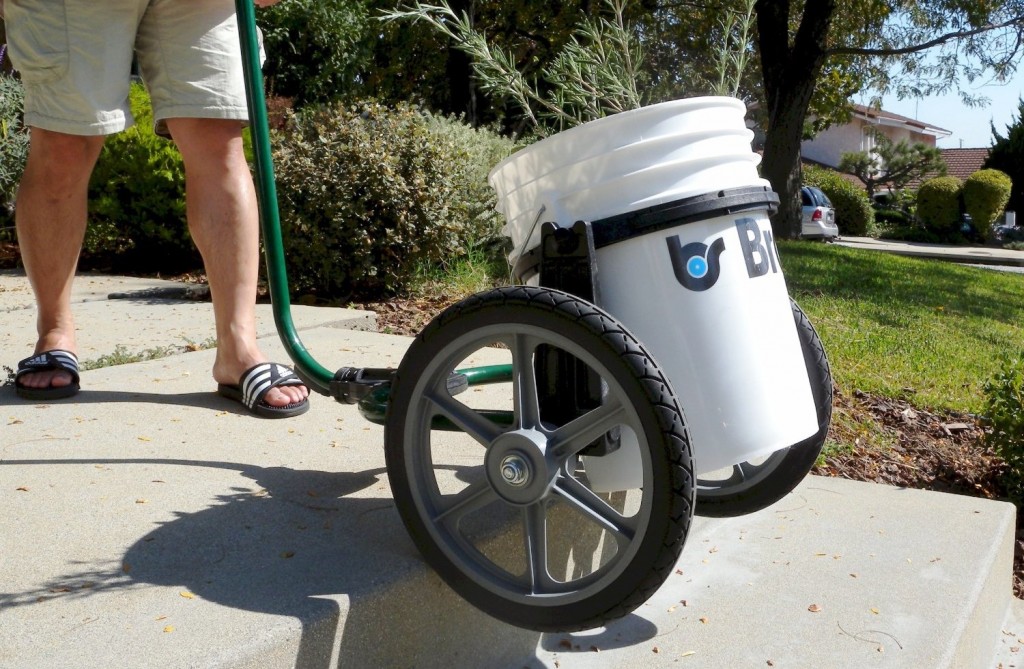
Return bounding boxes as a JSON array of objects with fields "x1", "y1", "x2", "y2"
[
  {"x1": 21, "y1": 370, "x2": 73, "y2": 390},
  {"x1": 263, "y1": 384, "x2": 309, "y2": 408}
]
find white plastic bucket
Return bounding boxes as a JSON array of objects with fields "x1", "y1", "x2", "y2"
[
  {"x1": 491, "y1": 97, "x2": 769, "y2": 266},
  {"x1": 489, "y1": 98, "x2": 818, "y2": 480}
]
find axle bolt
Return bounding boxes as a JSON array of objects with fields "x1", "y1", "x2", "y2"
[{"x1": 500, "y1": 454, "x2": 531, "y2": 488}]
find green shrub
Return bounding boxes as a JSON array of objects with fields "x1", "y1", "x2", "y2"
[
  {"x1": 272, "y1": 100, "x2": 516, "y2": 299},
  {"x1": 423, "y1": 114, "x2": 520, "y2": 258},
  {"x1": 0, "y1": 72, "x2": 29, "y2": 233},
  {"x1": 983, "y1": 354, "x2": 1024, "y2": 504},
  {"x1": 873, "y1": 208, "x2": 910, "y2": 227},
  {"x1": 258, "y1": 0, "x2": 372, "y2": 106},
  {"x1": 803, "y1": 165, "x2": 875, "y2": 236},
  {"x1": 963, "y1": 168, "x2": 1012, "y2": 237},
  {"x1": 916, "y1": 176, "x2": 963, "y2": 238},
  {"x1": 86, "y1": 83, "x2": 197, "y2": 272},
  {"x1": 878, "y1": 225, "x2": 944, "y2": 244}
]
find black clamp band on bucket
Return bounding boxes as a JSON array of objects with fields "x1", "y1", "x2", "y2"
[
  {"x1": 511, "y1": 186, "x2": 779, "y2": 283},
  {"x1": 590, "y1": 185, "x2": 780, "y2": 249}
]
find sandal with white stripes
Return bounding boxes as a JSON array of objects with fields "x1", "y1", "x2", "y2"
[
  {"x1": 217, "y1": 362, "x2": 310, "y2": 418},
  {"x1": 15, "y1": 349, "x2": 81, "y2": 400}
]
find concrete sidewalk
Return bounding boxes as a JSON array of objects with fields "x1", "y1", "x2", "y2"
[
  {"x1": 835, "y1": 236, "x2": 1024, "y2": 268},
  {"x1": 1, "y1": 273, "x2": 1021, "y2": 668},
  {"x1": 1, "y1": 270, "x2": 376, "y2": 364}
]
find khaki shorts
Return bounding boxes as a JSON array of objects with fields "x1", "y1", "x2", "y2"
[{"x1": 5, "y1": 0, "x2": 249, "y2": 137}]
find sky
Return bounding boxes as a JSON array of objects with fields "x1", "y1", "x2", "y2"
[{"x1": 867, "y1": 68, "x2": 1024, "y2": 149}]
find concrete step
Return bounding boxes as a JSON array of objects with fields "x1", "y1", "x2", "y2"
[
  {"x1": 0, "y1": 270, "x2": 1019, "y2": 668},
  {"x1": 530, "y1": 478, "x2": 1017, "y2": 669},
  {"x1": 0, "y1": 324, "x2": 1017, "y2": 668},
  {"x1": 994, "y1": 598, "x2": 1024, "y2": 668}
]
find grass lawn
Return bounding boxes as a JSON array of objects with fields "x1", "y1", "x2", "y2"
[{"x1": 779, "y1": 241, "x2": 1024, "y2": 415}]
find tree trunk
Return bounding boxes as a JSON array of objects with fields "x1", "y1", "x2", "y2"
[
  {"x1": 1, "y1": 17, "x2": 9, "y2": 75},
  {"x1": 759, "y1": 92, "x2": 811, "y2": 239},
  {"x1": 755, "y1": 0, "x2": 836, "y2": 239},
  {"x1": 444, "y1": 0, "x2": 477, "y2": 123}
]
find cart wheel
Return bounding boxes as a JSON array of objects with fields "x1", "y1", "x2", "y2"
[
  {"x1": 694, "y1": 299, "x2": 832, "y2": 517},
  {"x1": 384, "y1": 286, "x2": 695, "y2": 632}
]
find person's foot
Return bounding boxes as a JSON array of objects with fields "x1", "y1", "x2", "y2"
[
  {"x1": 17, "y1": 333, "x2": 78, "y2": 393},
  {"x1": 213, "y1": 352, "x2": 309, "y2": 410},
  {"x1": 217, "y1": 362, "x2": 310, "y2": 418}
]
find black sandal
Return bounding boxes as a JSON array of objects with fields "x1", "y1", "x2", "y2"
[
  {"x1": 217, "y1": 362, "x2": 310, "y2": 418},
  {"x1": 15, "y1": 349, "x2": 81, "y2": 400}
]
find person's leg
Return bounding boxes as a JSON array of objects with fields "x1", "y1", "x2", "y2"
[
  {"x1": 14, "y1": 129, "x2": 105, "y2": 391},
  {"x1": 7, "y1": 0, "x2": 144, "y2": 395},
  {"x1": 164, "y1": 117, "x2": 307, "y2": 408}
]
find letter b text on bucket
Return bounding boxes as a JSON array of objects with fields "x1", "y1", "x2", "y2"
[{"x1": 736, "y1": 217, "x2": 780, "y2": 279}]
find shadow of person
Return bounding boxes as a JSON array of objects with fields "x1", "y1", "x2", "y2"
[
  {"x1": 0, "y1": 387, "x2": 279, "y2": 418},
  {"x1": 0, "y1": 455, "x2": 655, "y2": 666},
  {"x1": 118, "y1": 462, "x2": 541, "y2": 668}
]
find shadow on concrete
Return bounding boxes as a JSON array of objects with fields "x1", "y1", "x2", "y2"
[
  {"x1": 0, "y1": 457, "x2": 543, "y2": 667},
  {"x1": 0, "y1": 388, "x2": 288, "y2": 419}
]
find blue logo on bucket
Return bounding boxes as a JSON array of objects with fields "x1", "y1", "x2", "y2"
[
  {"x1": 667, "y1": 237, "x2": 726, "y2": 292},
  {"x1": 686, "y1": 255, "x2": 709, "y2": 278},
  {"x1": 667, "y1": 218, "x2": 780, "y2": 292}
]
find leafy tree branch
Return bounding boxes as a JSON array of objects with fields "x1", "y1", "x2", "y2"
[
  {"x1": 382, "y1": 0, "x2": 645, "y2": 134},
  {"x1": 839, "y1": 129, "x2": 947, "y2": 200},
  {"x1": 828, "y1": 15, "x2": 1024, "y2": 59}
]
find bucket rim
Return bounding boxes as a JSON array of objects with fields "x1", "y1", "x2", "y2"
[
  {"x1": 488, "y1": 97, "x2": 748, "y2": 183},
  {"x1": 491, "y1": 125, "x2": 756, "y2": 198}
]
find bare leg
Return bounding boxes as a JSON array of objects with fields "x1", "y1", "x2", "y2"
[
  {"x1": 15, "y1": 129, "x2": 104, "y2": 390},
  {"x1": 164, "y1": 117, "x2": 307, "y2": 408}
]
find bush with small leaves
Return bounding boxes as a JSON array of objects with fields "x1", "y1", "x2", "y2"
[
  {"x1": 86, "y1": 83, "x2": 198, "y2": 272},
  {"x1": 0, "y1": 72, "x2": 29, "y2": 232},
  {"x1": 963, "y1": 169, "x2": 1012, "y2": 239},
  {"x1": 803, "y1": 165, "x2": 875, "y2": 236},
  {"x1": 983, "y1": 354, "x2": 1024, "y2": 504},
  {"x1": 272, "y1": 101, "x2": 516, "y2": 299},
  {"x1": 873, "y1": 208, "x2": 911, "y2": 228},
  {"x1": 423, "y1": 113, "x2": 521, "y2": 259},
  {"x1": 916, "y1": 176, "x2": 963, "y2": 239}
]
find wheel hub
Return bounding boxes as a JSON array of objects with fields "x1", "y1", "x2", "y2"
[
  {"x1": 486, "y1": 429, "x2": 557, "y2": 505},
  {"x1": 500, "y1": 454, "x2": 532, "y2": 487}
]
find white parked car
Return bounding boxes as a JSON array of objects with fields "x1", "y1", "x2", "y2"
[{"x1": 801, "y1": 186, "x2": 839, "y2": 239}]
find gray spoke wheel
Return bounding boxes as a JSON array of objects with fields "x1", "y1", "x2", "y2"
[
  {"x1": 385, "y1": 286, "x2": 694, "y2": 632},
  {"x1": 695, "y1": 299, "x2": 833, "y2": 516}
]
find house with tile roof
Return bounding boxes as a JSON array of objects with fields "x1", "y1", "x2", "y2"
[
  {"x1": 939, "y1": 148, "x2": 990, "y2": 181},
  {"x1": 799, "y1": 105, "x2": 1004, "y2": 196},
  {"x1": 900, "y1": 147, "x2": 991, "y2": 191},
  {"x1": 801, "y1": 104, "x2": 952, "y2": 171}
]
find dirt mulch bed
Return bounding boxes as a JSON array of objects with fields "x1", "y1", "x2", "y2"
[{"x1": 818, "y1": 389, "x2": 1000, "y2": 498}]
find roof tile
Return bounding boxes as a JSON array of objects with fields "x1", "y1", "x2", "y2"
[{"x1": 940, "y1": 148, "x2": 990, "y2": 181}]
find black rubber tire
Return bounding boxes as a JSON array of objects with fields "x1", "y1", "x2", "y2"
[
  {"x1": 385, "y1": 286, "x2": 695, "y2": 632},
  {"x1": 694, "y1": 299, "x2": 833, "y2": 517}
]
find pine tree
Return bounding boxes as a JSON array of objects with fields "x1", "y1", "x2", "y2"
[{"x1": 985, "y1": 99, "x2": 1024, "y2": 217}]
